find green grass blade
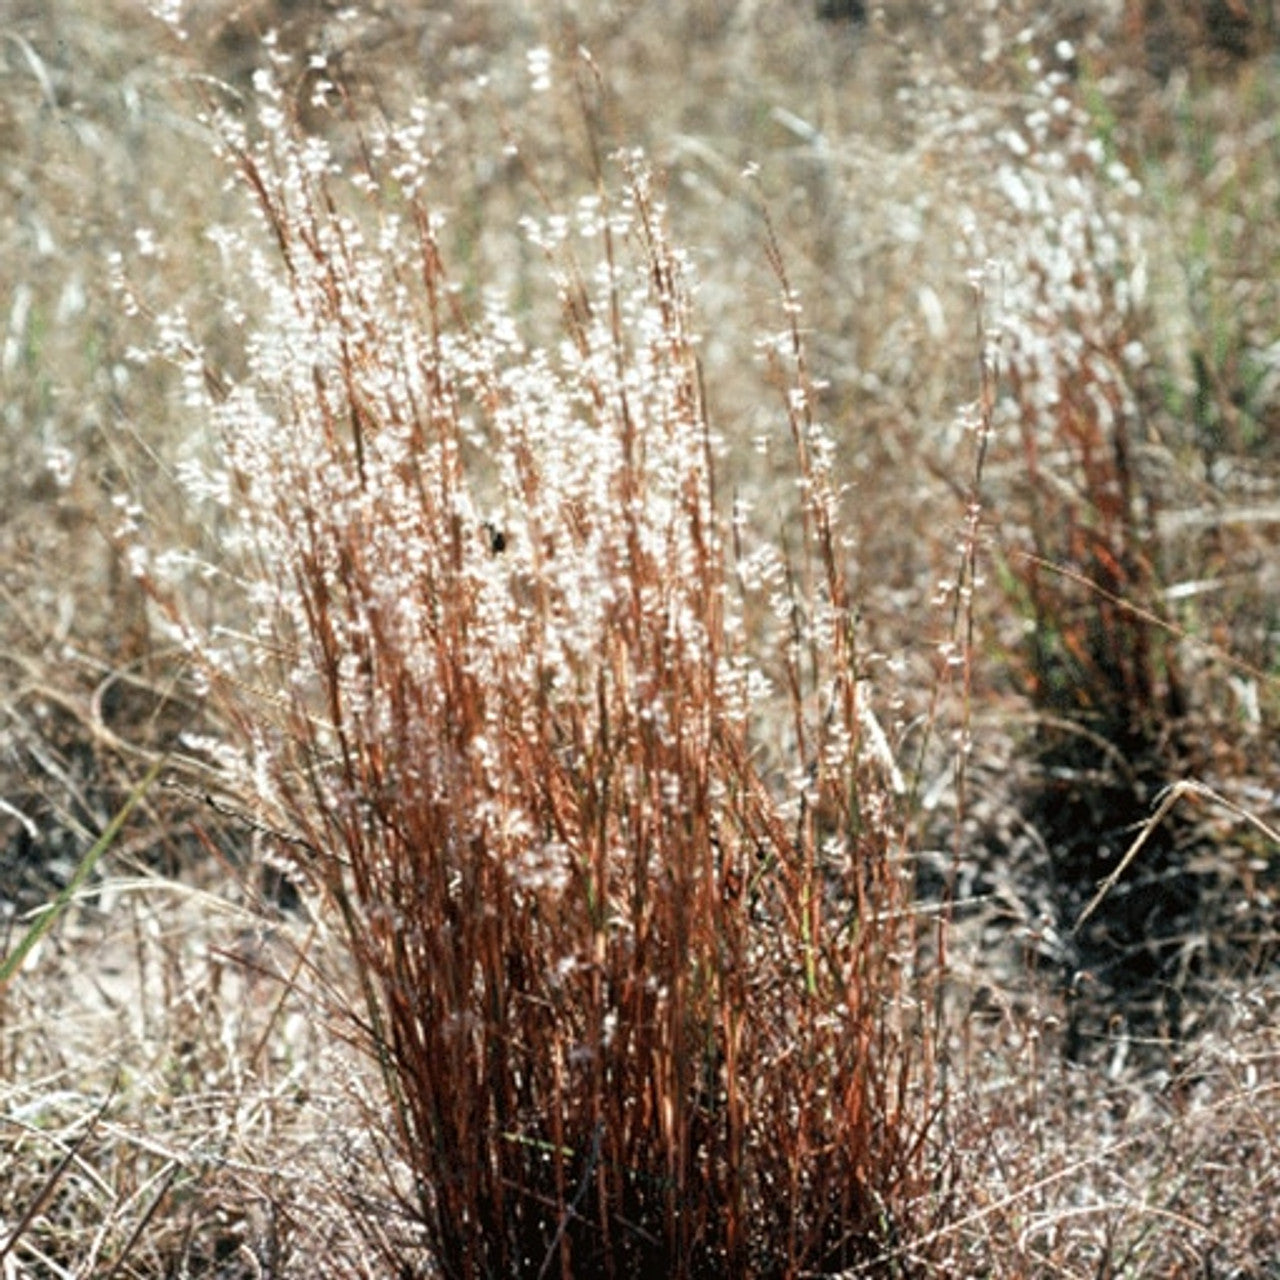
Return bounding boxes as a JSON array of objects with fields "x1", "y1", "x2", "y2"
[{"x1": 0, "y1": 756, "x2": 165, "y2": 990}]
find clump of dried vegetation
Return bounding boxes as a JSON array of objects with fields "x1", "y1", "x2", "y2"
[{"x1": 2, "y1": 2, "x2": 1277, "y2": 1277}]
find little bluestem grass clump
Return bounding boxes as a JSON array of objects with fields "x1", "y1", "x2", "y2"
[{"x1": 118, "y1": 58, "x2": 935, "y2": 1278}]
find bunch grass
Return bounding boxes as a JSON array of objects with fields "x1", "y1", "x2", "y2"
[{"x1": 122, "y1": 56, "x2": 938, "y2": 1278}]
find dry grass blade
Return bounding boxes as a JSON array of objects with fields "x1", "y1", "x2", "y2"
[
  {"x1": 1014, "y1": 549, "x2": 1278, "y2": 691},
  {"x1": 94, "y1": 1160, "x2": 182, "y2": 1280},
  {"x1": 0, "y1": 1090, "x2": 113, "y2": 1270},
  {"x1": 1073, "y1": 778, "x2": 1280, "y2": 935}
]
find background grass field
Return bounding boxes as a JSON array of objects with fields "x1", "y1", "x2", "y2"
[{"x1": 2, "y1": 1, "x2": 1278, "y2": 1275}]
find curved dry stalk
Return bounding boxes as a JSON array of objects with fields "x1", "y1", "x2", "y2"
[{"x1": 1073, "y1": 778, "x2": 1280, "y2": 936}]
